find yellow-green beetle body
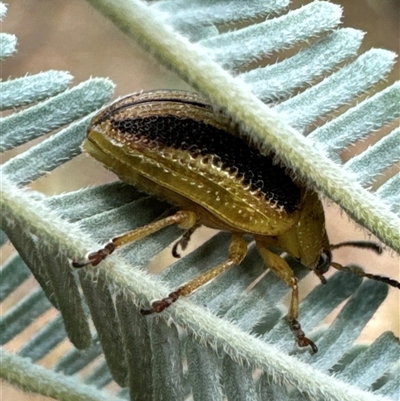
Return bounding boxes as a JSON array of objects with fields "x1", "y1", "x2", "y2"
[
  {"x1": 76, "y1": 90, "x2": 397, "y2": 353},
  {"x1": 84, "y1": 90, "x2": 327, "y2": 270}
]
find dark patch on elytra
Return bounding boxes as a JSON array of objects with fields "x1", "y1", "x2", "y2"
[{"x1": 109, "y1": 115, "x2": 302, "y2": 213}]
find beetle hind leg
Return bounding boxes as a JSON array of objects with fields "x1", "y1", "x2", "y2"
[
  {"x1": 255, "y1": 241, "x2": 317, "y2": 353},
  {"x1": 141, "y1": 234, "x2": 248, "y2": 315},
  {"x1": 72, "y1": 210, "x2": 198, "y2": 267}
]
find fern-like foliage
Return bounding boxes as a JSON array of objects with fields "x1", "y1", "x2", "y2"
[{"x1": 1, "y1": 1, "x2": 399, "y2": 401}]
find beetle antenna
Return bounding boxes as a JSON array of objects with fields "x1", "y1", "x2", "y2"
[
  {"x1": 330, "y1": 262, "x2": 400, "y2": 289},
  {"x1": 330, "y1": 241, "x2": 383, "y2": 254}
]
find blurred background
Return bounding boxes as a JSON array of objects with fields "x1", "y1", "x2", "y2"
[{"x1": 1, "y1": 0, "x2": 399, "y2": 399}]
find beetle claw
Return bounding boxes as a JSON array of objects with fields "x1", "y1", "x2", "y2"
[
  {"x1": 171, "y1": 224, "x2": 200, "y2": 258},
  {"x1": 290, "y1": 318, "x2": 318, "y2": 354},
  {"x1": 171, "y1": 241, "x2": 182, "y2": 258}
]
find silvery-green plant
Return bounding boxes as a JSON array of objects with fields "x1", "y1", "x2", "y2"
[{"x1": 1, "y1": 1, "x2": 399, "y2": 401}]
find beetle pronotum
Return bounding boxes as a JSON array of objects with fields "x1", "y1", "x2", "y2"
[{"x1": 73, "y1": 90, "x2": 399, "y2": 353}]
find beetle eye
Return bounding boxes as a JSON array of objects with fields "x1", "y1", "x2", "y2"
[{"x1": 315, "y1": 250, "x2": 332, "y2": 275}]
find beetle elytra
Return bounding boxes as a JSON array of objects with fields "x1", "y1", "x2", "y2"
[{"x1": 73, "y1": 90, "x2": 399, "y2": 353}]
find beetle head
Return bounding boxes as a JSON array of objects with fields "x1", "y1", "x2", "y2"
[{"x1": 312, "y1": 241, "x2": 400, "y2": 289}]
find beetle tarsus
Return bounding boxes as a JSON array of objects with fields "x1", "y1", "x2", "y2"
[
  {"x1": 140, "y1": 291, "x2": 181, "y2": 315},
  {"x1": 171, "y1": 223, "x2": 200, "y2": 258},
  {"x1": 290, "y1": 318, "x2": 318, "y2": 354},
  {"x1": 72, "y1": 243, "x2": 115, "y2": 268}
]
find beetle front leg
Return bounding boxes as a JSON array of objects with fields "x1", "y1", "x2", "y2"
[
  {"x1": 141, "y1": 234, "x2": 248, "y2": 314},
  {"x1": 256, "y1": 241, "x2": 318, "y2": 353},
  {"x1": 72, "y1": 210, "x2": 198, "y2": 267}
]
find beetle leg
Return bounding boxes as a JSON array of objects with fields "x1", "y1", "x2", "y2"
[
  {"x1": 256, "y1": 243, "x2": 318, "y2": 353},
  {"x1": 141, "y1": 234, "x2": 248, "y2": 315},
  {"x1": 171, "y1": 222, "x2": 202, "y2": 258},
  {"x1": 72, "y1": 210, "x2": 198, "y2": 267}
]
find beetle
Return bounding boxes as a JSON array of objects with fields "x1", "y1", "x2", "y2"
[{"x1": 73, "y1": 90, "x2": 399, "y2": 353}]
